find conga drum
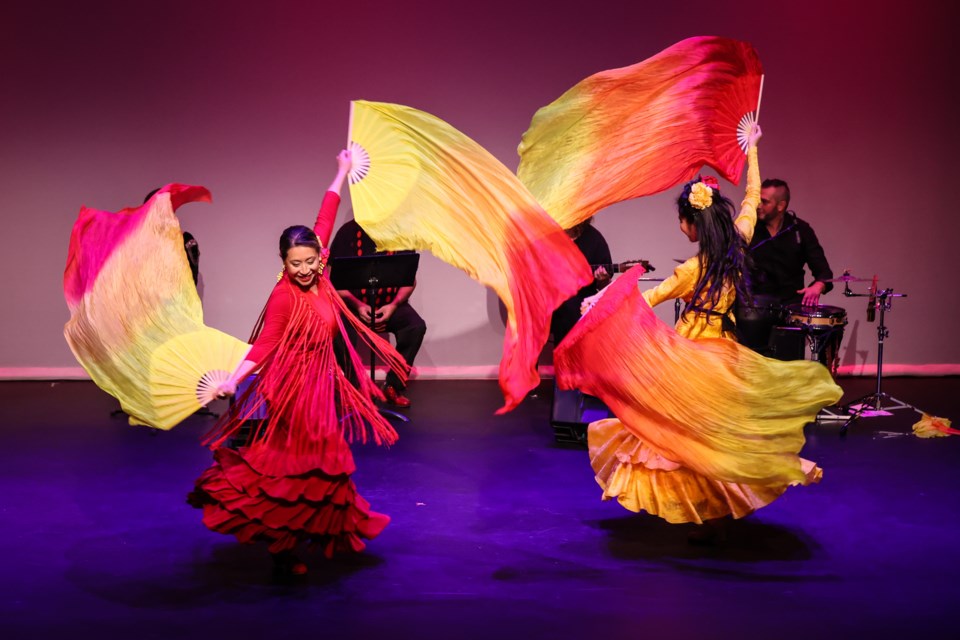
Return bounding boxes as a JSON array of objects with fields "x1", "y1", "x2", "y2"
[{"x1": 778, "y1": 304, "x2": 848, "y2": 374}]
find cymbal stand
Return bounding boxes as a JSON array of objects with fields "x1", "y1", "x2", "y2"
[{"x1": 839, "y1": 285, "x2": 923, "y2": 434}]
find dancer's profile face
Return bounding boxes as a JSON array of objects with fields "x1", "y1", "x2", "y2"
[
  {"x1": 679, "y1": 218, "x2": 698, "y2": 243},
  {"x1": 284, "y1": 246, "x2": 321, "y2": 288}
]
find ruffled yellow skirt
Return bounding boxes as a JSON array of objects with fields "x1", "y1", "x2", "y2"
[{"x1": 588, "y1": 418, "x2": 822, "y2": 523}]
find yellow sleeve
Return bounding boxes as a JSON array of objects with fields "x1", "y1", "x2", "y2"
[
  {"x1": 643, "y1": 258, "x2": 698, "y2": 308},
  {"x1": 734, "y1": 146, "x2": 760, "y2": 243}
]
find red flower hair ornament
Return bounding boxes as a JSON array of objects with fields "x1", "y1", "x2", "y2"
[{"x1": 700, "y1": 176, "x2": 720, "y2": 190}]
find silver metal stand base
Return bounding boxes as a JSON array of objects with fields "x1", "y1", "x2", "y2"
[{"x1": 840, "y1": 392, "x2": 918, "y2": 435}]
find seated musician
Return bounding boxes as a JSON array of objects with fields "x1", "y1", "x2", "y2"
[
  {"x1": 737, "y1": 178, "x2": 835, "y2": 353},
  {"x1": 329, "y1": 217, "x2": 426, "y2": 408},
  {"x1": 551, "y1": 218, "x2": 613, "y2": 343}
]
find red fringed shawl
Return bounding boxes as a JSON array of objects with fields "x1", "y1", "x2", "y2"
[{"x1": 205, "y1": 275, "x2": 408, "y2": 477}]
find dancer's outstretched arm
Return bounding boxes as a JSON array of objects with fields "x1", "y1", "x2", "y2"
[{"x1": 216, "y1": 151, "x2": 353, "y2": 397}]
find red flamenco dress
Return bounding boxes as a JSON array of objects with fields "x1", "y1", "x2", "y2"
[{"x1": 189, "y1": 192, "x2": 408, "y2": 558}]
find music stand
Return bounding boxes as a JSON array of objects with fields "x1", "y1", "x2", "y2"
[{"x1": 330, "y1": 253, "x2": 420, "y2": 423}]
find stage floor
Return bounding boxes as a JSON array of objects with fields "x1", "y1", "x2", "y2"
[{"x1": 1, "y1": 377, "x2": 957, "y2": 638}]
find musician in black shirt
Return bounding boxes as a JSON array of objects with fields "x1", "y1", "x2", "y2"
[
  {"x1": 750, "y1": 178, "x2": 833, "y2": 304},
  {"x1": 551, "y1": 219, "x2": 612, "y2": 343},
  {"x1": 737, "y1": 178, "x2": 834, "y2": 352}
]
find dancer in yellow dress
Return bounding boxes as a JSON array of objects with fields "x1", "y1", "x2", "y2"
[{"x1": 560, "y1": 126, "x2": 841, "y2": 537}]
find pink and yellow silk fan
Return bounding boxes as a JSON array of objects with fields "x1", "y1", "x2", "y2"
[
  {"x1": 64, "y1": 184, "x2": 250, "y2": 430},
  {"x1": 517, "y1": 36, "x2": 764, "y2": 229},
  {"x1": 347, "y1": 100, "x2": 592, "y2": 413}
]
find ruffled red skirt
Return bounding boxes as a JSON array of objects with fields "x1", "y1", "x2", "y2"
[{"x1": 189, "y1": 446, "x2": 389, "y2": 557}]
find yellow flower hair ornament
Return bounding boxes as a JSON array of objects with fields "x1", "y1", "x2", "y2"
[{"x1": 688, "y1": 182, "x2": 714, "y2": 210}]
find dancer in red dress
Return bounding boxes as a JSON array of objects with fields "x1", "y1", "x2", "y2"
[{"x1": 189, "y1": 150, "x2": 408, "y2": 575}]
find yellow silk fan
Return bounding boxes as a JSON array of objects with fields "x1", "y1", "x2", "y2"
[
  {"x1": 347, "y1": 101, "x2": 421, "y2": 225},
  {"x1": 145, "y1": 328, "x2": 251, "y2": 430}
]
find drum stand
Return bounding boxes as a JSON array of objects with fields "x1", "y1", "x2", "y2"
[
  {"x1": 804, "y1": 327, "x2": 842, "y2": 372},
  {"x1": 812, "y1": 321, "x2": 847, "y2": 421},
  {"x1": 838, "y1": 287, "x2": 923, "y2": 434}
]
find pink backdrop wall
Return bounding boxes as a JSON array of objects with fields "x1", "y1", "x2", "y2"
[{"x1": 2, "y1": 0, "x2": 956, "y2": 377}]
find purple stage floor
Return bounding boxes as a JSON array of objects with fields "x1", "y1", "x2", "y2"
[{"x1": 1, "y1": 377, "x2": 957, "y2": 638}]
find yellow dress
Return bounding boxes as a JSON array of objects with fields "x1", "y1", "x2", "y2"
[
  {"x1": 642, "y1": 146, "x2": 759, "y2": 341},
  {"x1": 576, "y1": 147, "x2": 838, "y2": 524}
]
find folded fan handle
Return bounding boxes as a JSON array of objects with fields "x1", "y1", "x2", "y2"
[
  {"x1": 347, "y1": 101, "x2": 355, "y2": 146},
  {"x1": 755, "y1": 74, "x2": 764, "y2": 124}
]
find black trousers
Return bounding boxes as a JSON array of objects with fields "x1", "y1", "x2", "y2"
[{"x1": 337, "y1": 302, "x2": 426, "y2": 390}]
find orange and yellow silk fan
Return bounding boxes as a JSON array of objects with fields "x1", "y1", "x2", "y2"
[
  {"x1": 517, "y1": 36, "x2": 764, "y2": 229},
  {"x1": 346, "y1": 100, "x2": 592, "y2": 413},
  {"x1": 555, "y1": 267, "x2": 842, "y2": 487},
  {"x1": 64, "y1": 185, "x2": 250, "y2": 430}
]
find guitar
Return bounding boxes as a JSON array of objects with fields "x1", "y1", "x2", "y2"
[{"x1": 589, "y1": 259, "x2": 655, "y2": 275}]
